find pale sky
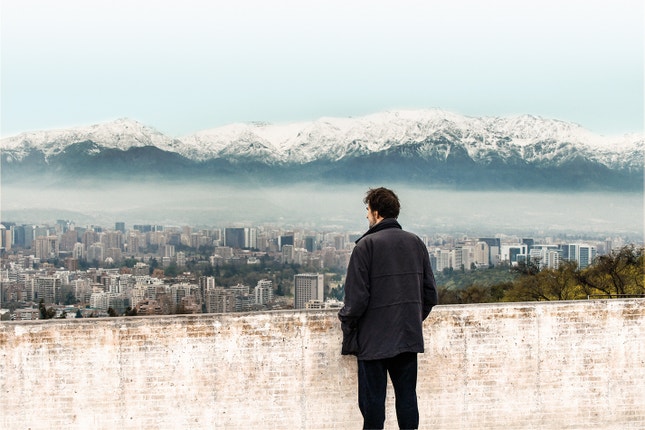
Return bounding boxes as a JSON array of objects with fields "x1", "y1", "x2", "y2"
[{"x1": 1, "y1": 0, "x2": 643, "y2": 138}]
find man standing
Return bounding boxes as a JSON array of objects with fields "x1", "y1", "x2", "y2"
[{"x1": 338, "y1": 187, "x2": 438, "y2": 430}]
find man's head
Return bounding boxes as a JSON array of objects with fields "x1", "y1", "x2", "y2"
[{"x1": 364, "y1": 187, "x2": 400, "y2": 227}]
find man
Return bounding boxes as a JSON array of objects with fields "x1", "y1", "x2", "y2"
[{"x1": 338, "y1": 187, "x2": 438, "y2": 430}]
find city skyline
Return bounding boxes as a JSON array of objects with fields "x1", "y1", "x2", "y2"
[
  {"x1": 2, "y1": 218, "x2": 639, "y2": 263},
  {"x1": 2, "y1": 215, "x2": 640, "y2": 321}
]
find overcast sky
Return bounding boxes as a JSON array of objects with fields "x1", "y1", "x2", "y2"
[{"x1": 1, "y1": 0, "x2": 643, "y2": 138}]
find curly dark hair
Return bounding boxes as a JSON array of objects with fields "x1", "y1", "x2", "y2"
[{"x1": 364, "y1": 187, "x2": 400, "y2": 219}]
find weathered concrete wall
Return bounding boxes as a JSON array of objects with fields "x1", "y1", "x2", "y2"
[{"x1": 1, "y1": 299, "x2": 644, "y2": 429}]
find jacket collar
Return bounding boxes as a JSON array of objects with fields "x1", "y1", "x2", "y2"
[{"x1": 355, "y1": 218, "x2": 402, "y2": 244}]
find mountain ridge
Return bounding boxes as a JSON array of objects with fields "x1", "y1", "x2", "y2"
[{"x1": 1, "y1": 109, "x2": 643, "y2": 191}]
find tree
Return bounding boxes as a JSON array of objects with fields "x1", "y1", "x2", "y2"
[
  {"x1": 490, "y1": 282, "x2": 514, "y2": 302},
  {"x1": 107, "y1": 307, "x2": 118, "y2": 317},
  {"x1": 437, "y1": 282, "x2": 512, "y2": 305},
  {"x1": 538, "y1": 260, "x2": 582, "y2": 300},
  {"x1": 328, "y1": 283, "x2": 345, "y2": 301},
  {"x1": 38, "y1": 299, "x2": 56, "y2": 319},
  {"x1": 164, "y1": 263, "x2": 179, "y2": 277},
  {"x1": 436, "y1": 286, "x2": 456, "y2": 304},
  {"x1": 501, "y1": 246, "x2": 644, "y2": 302},
  {"x1": 502, "y1": 272, "x2": 548, "y2": 302},
  {"x1": 123, "y1": 257, "x2": 138, "y2": 268},
  {"x1": 148, "y1": 258, "x2": 159, "y2": 275},
  {"x1": 459, "y1": 284, "x2": 494, "y2": 303},
  {"x1": 511, "y1": 260, "x2": 540, "y2": 276},
  {"x1": 503, "y1": 261, "x2": 580, "y2": 302},
  {"x1": 60, "y1": 285, "x2": 77, "y2": 306},
  {"x1": 577, "y1": 245, "x2": 644, "y2": 298}
]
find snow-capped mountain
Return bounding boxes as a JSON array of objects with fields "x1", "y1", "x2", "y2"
[
  {"x1": 1, "y1": 118, "x2": 183, "y2": 161},
  {"x1": 1, "y1": 110, "x2": 643, "y2": 190},
  {"x1": 178, "y1": 110, "x2": 642, "y2": 168}
]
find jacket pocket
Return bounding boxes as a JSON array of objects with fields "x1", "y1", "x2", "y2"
[{"x1": 341, "y1": 325, "x2": 359, "y2": 356}]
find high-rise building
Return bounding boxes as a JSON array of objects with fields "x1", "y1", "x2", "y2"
[
  {"x1": 11, "y1": 225, "x2": 26, "y2": 248},
  {"x1": 199, "y1": 276, "x2": 216, "y2": 289},
  {"x1": 474, "y1": 241, "x2": 491, "y2": 268},
  {"x1": 33, "y1": 236, "x2": 59, "y2": 260},
  {"x1": 478, "y1": 238, "x2": 501, "y2": 266},
  {"x1": 333, "y1": 235, "x2": 346, "y2": 251},
  {"x1": 133, "y1": 225, "x2": 149, "y2": 233},
  {"x1": 248, "y1": 228, "x2": 257, "y2": 250},
  {"x1": 304, "y1": 236, "x2": 317, "y2": 253},
  {"x1": 87, "y1": 243, "x2": 104, "y2": 263},
  {"x1": 72, "y1": 243, "x2": 85, "y2": 260},
  {"x1": 82, "y1": 230, "x2": 100, "y2": 252},
  {"x1": 34, "y1": 276, "x2": 62, "y2": 304},
  {"x1": 560, "y1": 243, "x2": 597, "y2": 269},
  {"x1": 282, "y1": 245, "x2": 294, "y2": 264},
  {"x1": 254, "y1": 279, "x2": 273, "y2": 305},
  {"x1": 56, "y1": 219, "x2": 72, "y2": 234},
  {"x1": 501, "y1": 244, "x2": 528, "y2": 265},
  {"x1": 64, "y1": 257, "x2": 79, "y2": 271},
  {"x1": 127, "y1": 232, "x2": 142, "y2": 254},
  {"x1": 428, "y1": 253, "x2": 437, "y2": 272},
  {"x1": 176, "y1": 251, "x2": 186, "y2": 267},
  {"x1": 528, "y1": 245, "x2": 560, "y2": 269},
  {"x1": 577, "y1": 245, "x2": 596, "y2": 269},
  {"x1": 279, "y1": 234, "x2": 294, "y2": 250},
  {"x1": 24, "y1": 225, "x2": 39, "y2": 249},
  {"x1": 545, "y1": 249, "x2": 561, "y2": 269},
  {"x1": 0, "y1": 224, "x2": 10, "y2": 252},
  {"x1": 102, "y1": 231, "x2": 123, "y2": 251},
  {"x1": 205, "y1": 287, "x2": 236, "y2": 313},
  {"x1": 225, "y1": 228, "x2": 248, "y2": 249},
  {"x1": 433, "y1": 249, "x2": 451, "y2": 272},
  {"x1": 163, "y1": 245, "x2": 175, "y2": 258},
  {"x1": 294, "y1": 273, "x2": 324, "y2": 309},
  {"x1": 59, "y1": 230, "x2": 78, "y2": 252}
]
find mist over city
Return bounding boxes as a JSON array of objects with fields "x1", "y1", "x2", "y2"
[{"x1": 2, "y1": 179, "x2": 643, "y2": 241}]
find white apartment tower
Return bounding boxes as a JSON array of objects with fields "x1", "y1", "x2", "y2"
[
  {"x1": 254, "y1": 279, "x2": 273, "y2": 305},
  {"x1": 474, "y1": 241, "x2": 490, "y2": 268}
]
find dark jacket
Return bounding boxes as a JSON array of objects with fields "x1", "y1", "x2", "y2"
[{"x1": 338, "y1": 218, "x2": 438, "y2": 360}]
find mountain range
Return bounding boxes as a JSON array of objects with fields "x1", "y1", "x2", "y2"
[{"x1": 1, "y1": 109, "x2": 643, "y2": 191}]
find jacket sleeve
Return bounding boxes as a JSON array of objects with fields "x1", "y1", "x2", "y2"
[
  {"x1": 421, "y1": 243, "x2": 439, "y2": 320},
  {"x1": 338, "y1": 243, "x2": 371, "y2": 354}
]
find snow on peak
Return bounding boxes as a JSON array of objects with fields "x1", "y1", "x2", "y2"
[
  {"x1": 181, "y1": 109, "x2": 638, "y2": 161},
  {"x1": 0, "y1": 118, "x2": 179, "y2": 158},
  {"x1": 1, "y1": 110, "x2": 641, "y2": 165}
]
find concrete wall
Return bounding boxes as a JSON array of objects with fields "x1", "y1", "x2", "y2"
[{"x1": 1, "y1": 299, "x2": 644, "y2": 429}]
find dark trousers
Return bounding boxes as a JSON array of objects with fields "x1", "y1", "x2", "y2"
[{"x1": 357, "y1": 352, "x2": 419, "y2": 430}]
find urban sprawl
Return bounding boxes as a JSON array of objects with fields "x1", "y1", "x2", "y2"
[{"x1": 0, "y1": 220, "x2": 640, "y2": 321}]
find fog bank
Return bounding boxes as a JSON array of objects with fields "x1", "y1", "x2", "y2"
[{"x1": 1, "y1": 181, "x2": 643, "y2": 239}]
